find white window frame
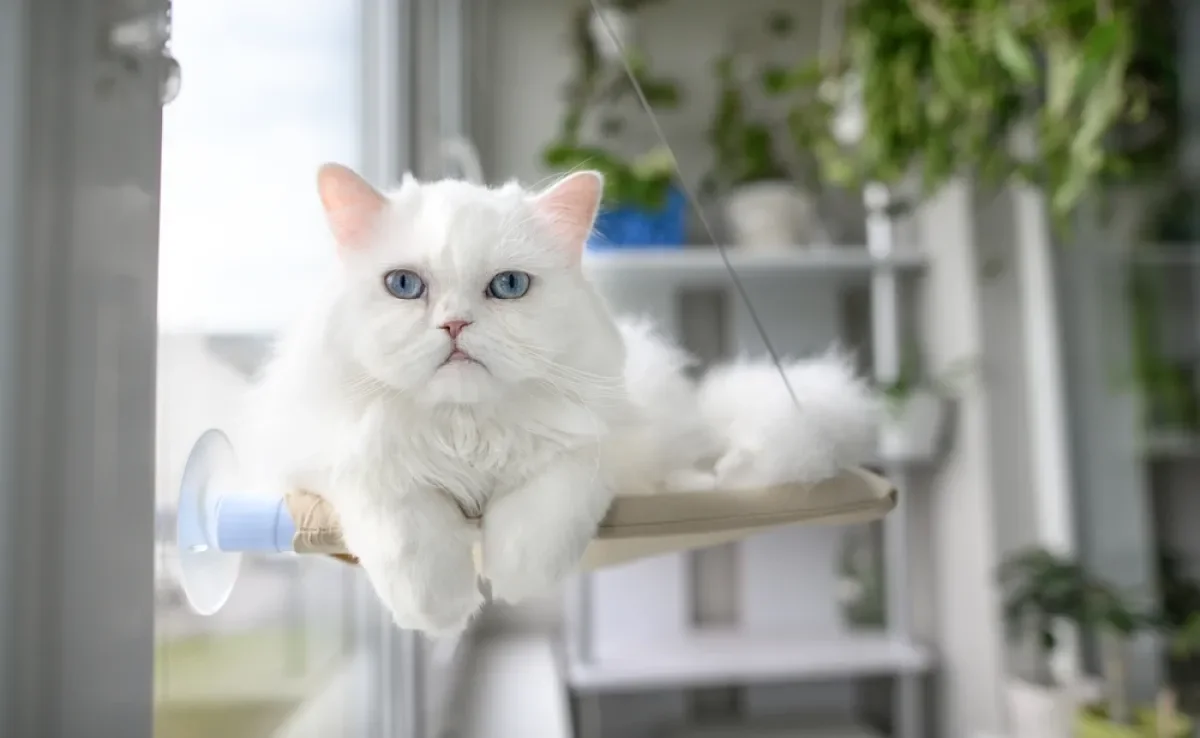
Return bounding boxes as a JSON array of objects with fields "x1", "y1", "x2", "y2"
[{"x1": 0, "y1": 0, "x2": 166, "y2": 733}]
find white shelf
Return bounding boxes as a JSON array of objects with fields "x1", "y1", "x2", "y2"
[
  {"x1": 582, "y1": 247, "x2": 927, "y2": 286},
  {"x1": 565, "y1": 631, "x2": 933, "y2": 693},
  {"x1": 1127, "y1": 245, "x2": 1200, "y2": 267},
  {"x1": 664, "y1": 722, "x2": 885, "y2": 738}
]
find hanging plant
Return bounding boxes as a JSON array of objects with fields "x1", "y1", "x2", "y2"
[
  {"x1": 783, "y1": 0, "x2": 1176, "y2": 229},
  {"x1": 702, "y1": 12, "x2": 795, "y2": 193},
  {"x1": 541, "y1": 1, "x2": 683, "y2": 211}
]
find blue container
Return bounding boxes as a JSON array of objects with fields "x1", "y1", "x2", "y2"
[{"x1": 588, "y1": 185, "x2": 687, "y2": 250}]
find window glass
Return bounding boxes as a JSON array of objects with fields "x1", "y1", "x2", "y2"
[{"x1": 155, "y1": 2, "x2": 366, "y2": 736}]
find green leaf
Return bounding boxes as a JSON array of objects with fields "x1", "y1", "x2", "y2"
[
  {"x1": 993, "y1": 25, "x2": 1037, "y2": 84},
  {"x1": 760, "y1": 66, "x2": 791, "y2": 97},
  {"x1": 1083, "y1": 21, "x2": 1124, "y2": 66},
  {"x1": 932, "y1": 47, "x2": 968, "y2": 100},
  {"x1": 600, "y1": 116, "x2": 625, "y2": 137},
  {"x1": 765, "y1": 10, "x2": 793, "y2": 37},
  {"x1": 1046, "y1": 42, "x2": 1081, "y2": 118},
  {"x1": 641, "y1": 80, "x2": 681, "y2": 109}
]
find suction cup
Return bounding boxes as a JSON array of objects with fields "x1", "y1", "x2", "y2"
[{"x1": 176, "y1": 428, "x2": 243, "y2": 616}]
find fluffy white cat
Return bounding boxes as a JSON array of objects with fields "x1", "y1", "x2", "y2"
[{"x1": 243, "y1": 163, "x2": 879, "y2": 636}]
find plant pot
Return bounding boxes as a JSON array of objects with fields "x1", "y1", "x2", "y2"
[
  {"x1": 1006, "y1": 679, "x2": 1077, "y2": 738},
  {"x1": 587, "y1": 185, "x2": 687, "y2": 250},
  {"x1": 827, "y1": 72, "x2": 865, "y2": 147},
  {"x1": 879, "y1": 391, "x2": 948, "y2": 463},
  {"x1": 1076, "y1": 704, "x2": 1194, "y2": 738},
  {"x1": 837, "y1": 522, "x2": 885, "y2": 628},
  {"x1": 723, "y1": 181, "x2": 826, "y2": 251}
]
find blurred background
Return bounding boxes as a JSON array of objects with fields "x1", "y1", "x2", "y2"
[{"x1": 4, "y1": 0, "x2": 1200, "y2": 737}]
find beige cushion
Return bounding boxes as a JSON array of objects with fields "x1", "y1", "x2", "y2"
[{"x1": 285, "y1": 466, "x2": 896, "y2": 572}]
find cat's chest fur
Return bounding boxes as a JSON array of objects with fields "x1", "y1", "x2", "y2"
[{"x1": 370, "y1": 398, "x2": 605, "y2": 518}]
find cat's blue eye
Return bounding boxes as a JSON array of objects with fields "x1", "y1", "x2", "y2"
[
  {"x1": 383, "y1": 269, "x2": 426, "y2": 299},
  {"x1": 487, "y1": 270, "x2": 531, "y2": 300}
]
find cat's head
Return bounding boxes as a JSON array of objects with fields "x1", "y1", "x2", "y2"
[{"x1": 315, "y1": 164, "x2": 625, "y2": 406}]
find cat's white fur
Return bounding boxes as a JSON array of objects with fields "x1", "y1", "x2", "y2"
[
  {"x1": 695, "y1": 352, "x2": 880, "y2": 490},
  {"x1": 244, "y1": 164, "x2": 879, "y2": 636}
]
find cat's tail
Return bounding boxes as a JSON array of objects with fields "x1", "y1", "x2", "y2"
[{"x1": 694, "y1": 350, "x2": 880, "y2": 490}]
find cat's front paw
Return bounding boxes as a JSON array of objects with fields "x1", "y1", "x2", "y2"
[
  {"x1": 370, "y1": 553, "x2": 484, "y2": 636},
  {"x1": 481, "y1": 500, "x2": 596, "y2": 604},
  {"x1": 480, "y1": 454, "x2": 611, "y2": 604},
  {"x1": 483, "y1": 536, "x2": 576, "y2": 604}
]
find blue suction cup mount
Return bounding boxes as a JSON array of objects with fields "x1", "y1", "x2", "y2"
[{"x1": 176, "y1": 428, "x2": 243, "y2": 616}]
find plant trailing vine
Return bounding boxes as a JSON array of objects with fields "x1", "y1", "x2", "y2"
[
  {"x1": 541, "y1": 0, "x2": 683, "y2": 210},
  {"x1": 782, "y1": 0, "x2": 1177, "y2": 228},
  {"x1": 702, "y1": 11, "x2": 796, "y2": 195}
]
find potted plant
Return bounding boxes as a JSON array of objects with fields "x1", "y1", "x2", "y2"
[
  {"x1": 876, "y1": 356, "x2": 971, "y2": 464},
  {"x1": 542, "y1": 2, "x2": 686, "y2": 249},
  {"x1": 1073, "y1": 582, "x2": 1193, "y2": 738},
  {"x1": 780, "y1": 0, "x2": 1175, "y2": 229},
  {"x1": 998, "y1": 548, "x2": 1100, "y2": 738},
  {"x1": 1000, "y1": 548, "x2": 1196, "y2": 738},
  {"x1": 704, "y1": 12, "x2": 828, "y2": 250},
  {"x1": 837, "y1": 522, "x2": 885, "y2": 628},
  {"x1": 1153, "y1": 613, "x2": 1200, "y2": 737},
  {"x1": 542, "y1": 143, "x2": 683, "y2": 248}
]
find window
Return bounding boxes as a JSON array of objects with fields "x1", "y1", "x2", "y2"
[{"x1": 154, "y1": 2, "x2": 373, "y2": 735}]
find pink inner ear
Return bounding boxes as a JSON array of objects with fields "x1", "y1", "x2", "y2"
[
  {"x1": 532, "y1": 171, "x2": 604, "y2": 261},
  {"x1": 316, "y1": 163, "x2": 387, "y2": 252}
]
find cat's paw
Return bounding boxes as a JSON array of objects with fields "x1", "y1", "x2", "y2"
[
  {"x1": 367, "y1": 552, "x2": 484, "y2": 635},
  {"x1": 483, "y1": 543, "x2": 573, "y2": 604},
  {"x1": 481, "y1": 455, "x2": 610, "y2": 604},
  {"x1": 482, "y1": 515, "x2": 589, "y2": 604}
]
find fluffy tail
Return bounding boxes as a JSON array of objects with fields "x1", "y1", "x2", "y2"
[{"x1": 695, "y1": 351, "x2": 880, "y2": 490}]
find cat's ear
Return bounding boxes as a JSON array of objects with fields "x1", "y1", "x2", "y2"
[
  {"x1": 531, "y1": 171, "x2": 604, "y2": 262},
  {"x1": 316, "y1": 163, "x2": 387, "y2": 252}
]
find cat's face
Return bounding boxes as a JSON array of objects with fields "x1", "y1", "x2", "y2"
[{"x1": 316, "y1": 164, "x2": 624, "y2": 406}]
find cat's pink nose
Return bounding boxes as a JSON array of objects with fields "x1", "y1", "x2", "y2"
[{"x1": 440, "y1": 320, "x2": 472, "y2": 339}]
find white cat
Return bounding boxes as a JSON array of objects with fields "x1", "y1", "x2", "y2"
[
  {"x1": 243, "y1": 165, "x2": 699, "y2": 635},
  {"x1": 243, "y1": 163, "x2": 879, "y2": 636}
]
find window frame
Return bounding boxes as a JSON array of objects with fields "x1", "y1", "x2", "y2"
[{"x1": 0, "y1": 0, "x2": 167, "y2": 734}]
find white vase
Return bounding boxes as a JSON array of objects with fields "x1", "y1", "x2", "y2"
[
  {"x1": 879, "y1": 391, "x2": 947, "y2": 463},
  {"x1": 723, "y1": 181, "x2": 827, "y2": 251},
  {"x1": 828, "y1": 72, "x2": 865, "y2": 147},
  {"x1": 1006, "y1": 677, "x2": 1101, "y2": 738},
  {"x1": 1007, "y1": 680, "x2": 1073, "y2": 738}
]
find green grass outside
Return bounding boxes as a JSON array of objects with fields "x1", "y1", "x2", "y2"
[{"x1": 155, "y1": 627, "x2": 345, "y2": 738}]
